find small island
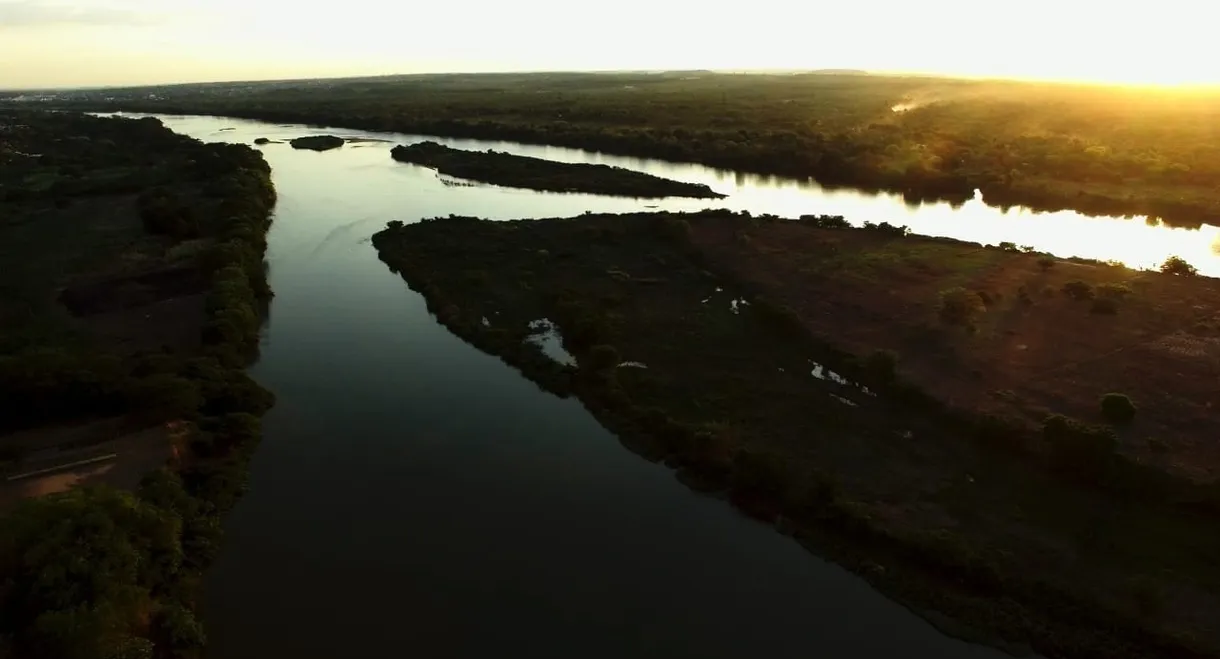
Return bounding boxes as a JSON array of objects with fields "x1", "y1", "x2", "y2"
[
  {"x1": 390, "y1": 141, "x2": 726, "y2": 199},
  {"x1": 373, "y1": 210, "x2": 1220, "y2": 659},
  {"x1": 289, "y1": 134, "x2": 344, "y2": 151}
]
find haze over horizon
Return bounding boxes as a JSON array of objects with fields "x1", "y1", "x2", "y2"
[{"x1": 0, "y1": 0, "x2": 1212, "y2": 90}]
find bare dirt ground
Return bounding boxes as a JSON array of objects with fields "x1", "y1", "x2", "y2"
[
  {"x1": 691, "y1": 218, "x2": 1220, "y2": 481},
  {"x1": 0, "y1": 422, "x2": 180, "y2": 510}
]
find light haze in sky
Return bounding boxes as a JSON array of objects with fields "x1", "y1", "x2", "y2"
[{"x1": 0, "y1": 0, "x2": 1212, "y2": 89}]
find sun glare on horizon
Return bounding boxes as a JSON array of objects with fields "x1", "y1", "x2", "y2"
[{"x1": 0, "y1": 0, "x2": 1214, "y2": 89}]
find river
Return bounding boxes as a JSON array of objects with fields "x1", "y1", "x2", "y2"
[{"x1": 130, "y1": 113, "x2": 1078, "y2": 659}]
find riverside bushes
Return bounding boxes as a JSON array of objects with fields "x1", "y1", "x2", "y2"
[{"x1": 0, "y1": 122, "x2": 276, "y2": 658}]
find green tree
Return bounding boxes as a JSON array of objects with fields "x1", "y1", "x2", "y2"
[
  {"x1": 1160, "y1": 255, "x2": 1198, "y2": 276},
  {"x1": 938, "y1": 287, "x2": 984, "y2": 327}
]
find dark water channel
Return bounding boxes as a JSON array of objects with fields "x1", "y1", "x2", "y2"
[{"x1": 138, "y1": 114, "x2": 1039, "y2": 658}]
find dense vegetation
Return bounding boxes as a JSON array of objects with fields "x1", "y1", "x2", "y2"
[
  {"x1": 45, "y1": 71, "x2": 1220, "y2": 227},
  {"x1": 288, "y1": 135, "x2": 344, "y2": 151},
  {"x1": 391, "y1": 140, "x2": 725, "y2": 198},
  {"x1": 0, "y1": 110, "x2": 276, "y2": 657},
  {"x1": 374, "y1": 211, "x2": 1220, "y2": 659}
]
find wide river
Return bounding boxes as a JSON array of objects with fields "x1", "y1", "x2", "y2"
[{"x1": 130, "y1": 112, "x2": 1171, "y2": 658}]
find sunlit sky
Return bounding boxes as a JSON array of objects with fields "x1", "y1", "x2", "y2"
[{"x1": 0, "y1": 0, "x2": 1214, "y2": 89}]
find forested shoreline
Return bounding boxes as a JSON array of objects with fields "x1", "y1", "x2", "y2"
[
  {"x1": 0, "y1": 111, "x2": 277, "y2": 658},
  {"x1": 47, "y1": 72, "x2": 1220, "y2": 227}
]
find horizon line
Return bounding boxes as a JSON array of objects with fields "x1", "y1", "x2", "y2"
[{"x1": 5, "y1": 68, "x2": 1220, "y2": 94}]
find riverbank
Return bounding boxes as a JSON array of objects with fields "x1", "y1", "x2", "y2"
[
  {"x1": 373, "y1": 210, "x2": 1220, "y2": 659},
  {"x1": 0, "y1": 111, "x2": 277, "y2": 657},
  {"x1": 46, "y1": 72, "x2": 1220, "y2": 228},
  {"x1": 390, "y1": 141, "x2": 725, "y2": 198}
]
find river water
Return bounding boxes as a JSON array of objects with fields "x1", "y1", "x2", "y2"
[{"x1": 124, "y1": 113, "x2": 1113, "y2": 658}]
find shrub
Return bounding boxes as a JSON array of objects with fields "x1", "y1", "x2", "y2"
[
  {"x1": 938, "y1": 287, "x2": 985, "y2": 327},
  {"x1": 138, "y1": 188, "x2": 200, "y2": 239},
  {"x1": 1100, "y1": 393, "x2": 1137, "y2": 424},
  {"x1": 729, "y1": 449, "x2": 785, "y2": 495},
  {"x1": 1160, "y1": 255, "x2": 1198, "y2": 276},
  {"x1": 799, "y1": 214, "x2": 850, "y2": 229},
  {"x1": 973, "y1": 414, "x2": 1024, "y2": 450},
  {"x1": 1037, "y1": 256, "x2": 1056, "y2": 271},
  {"x1": 752, "y1": 298, "x2": 807, "y2": 340},
  {"x1": 1061, "y1": 280, "x2": 1093, "y2": 301},
  {"x1": 1127, "y1": 576, "x2": 1165, "y2": 617},
  {"x1": 586, "y1": 344, "x2": 620, "y2": 372},
  {"x1": 1043, "y1": 414, "x2": 1117, "y2": 474},
  {"x1": 151, "y1": 602, "x2": 207, "y2": 655},
  {"x1": 1017, "y1": 285, "x2": 1033, "y2": 305},
  {"x1": 863, "y1": 350, "x2": 898, "y2": 387},
  {"x1": 862, "y1": 221, "x2": 910, "y2": 237},
  {"x1": 126, "y1": 374, "x2": 202, "y2": 421},
  {"x1": 659, "y1": 218, "x2": 692, "y2": 244},
  {"x1": 201, "y1": 412, "x2": 262, "y2": 451},
  {"x1": 1095, "y1": 282, "x2": 1133, "y2": 300}
]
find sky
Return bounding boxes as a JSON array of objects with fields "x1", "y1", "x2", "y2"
[{"x1": 0, "y1": 0, "x2": 1214, "y2": 89}]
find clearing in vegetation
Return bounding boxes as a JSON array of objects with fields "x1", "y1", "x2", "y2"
[{"x1": 373, "y1": 210, "x2": 1220, "y2": 659}]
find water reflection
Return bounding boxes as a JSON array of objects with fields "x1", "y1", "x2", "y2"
[
  {"x1": 116, "y1": 112, "x2": 1220, "y2": 276},
  {"x1": 525, "y1": 318, "x2": 577, "y2": 366},
  {"x1": 118, "y1": 113, "x2": 1033, "y2": 659}
]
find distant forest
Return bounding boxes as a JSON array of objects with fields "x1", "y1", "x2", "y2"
[{"x1": 43, "y1": 71, "x2": 1220, "y2": 226}]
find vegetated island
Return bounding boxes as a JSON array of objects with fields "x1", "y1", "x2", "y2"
[
  {"x1": 373, "y1": 210, "x2": 1220, "y2": 659},
  {"x1": 52, "y1": 71, "x2": 1220, "y2": 227},
  {"x1": 289, "y1": 134, "x2": 344, "y2": 151},
  {"x1": 0, "y1": 110, "x2": 276, "y2": 657},
  {"x1": 390, "y1": 141, "x2": 726, "y2": 198}
]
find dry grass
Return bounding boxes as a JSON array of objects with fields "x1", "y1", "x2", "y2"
[{"x1": 692, "y1": 219, "x2": 1220, "y2": 480}]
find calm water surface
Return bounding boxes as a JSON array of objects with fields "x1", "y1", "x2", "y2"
[{"x1": 131, "y1": 113, "x2": 1075, "y2": 659}]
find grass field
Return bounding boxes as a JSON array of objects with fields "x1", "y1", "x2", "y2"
[{"x1": 50, "y1": 70, "x2": 1220, "y2": 227}]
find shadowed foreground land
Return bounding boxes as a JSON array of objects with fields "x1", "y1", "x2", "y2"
[
  {"x1": 390, "y1": 140, "x2": 726, "y2": 198},
  {"x1": 373, "y1": 211, "x2": 1220, "y2": 659},
  {"x1": 51, "y1": 71, "x2": 1220, "y2": 227},
  {"x1": 0, "y1": 111, "x2": 277, "y2": 658}
]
